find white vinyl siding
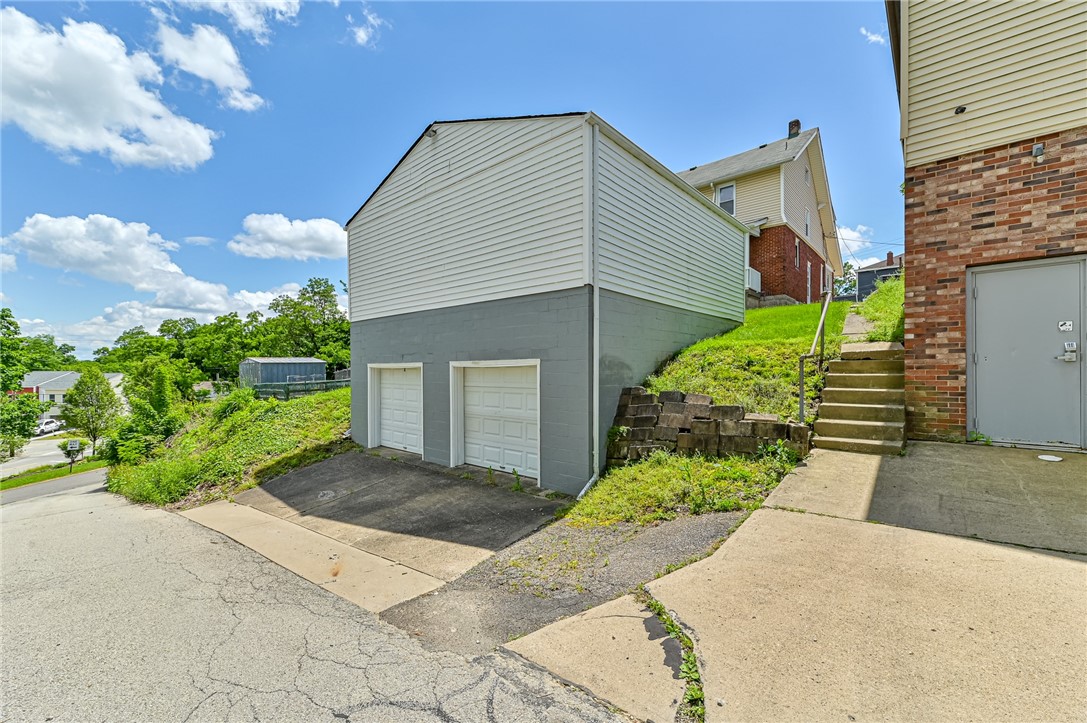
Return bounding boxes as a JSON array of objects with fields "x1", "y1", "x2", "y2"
[
  {"x1": 782, "y1": 151, "x2": 826, "y2": 258},
  {"x1": 903, "y1": 0, "x2": 1087, "y2": 167},
  {"x1": 348, "y1": 117, "x2": 587, "y2": 322},
  {"x1": 595, "y1": 133, "x2": 746, "y2": 320}
]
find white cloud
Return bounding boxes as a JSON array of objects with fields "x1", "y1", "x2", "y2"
[
  {"x1": 859, "y1": 26, "x2": 887, "y2": 45},
  {"x1": 0, "y1": 7, "x2": 216, "y2": 170},
  {"x1": 1, "y1": 253, "x2": 16, "y2": 273},
  {"x1": 184, "y1": 235, "x2": 216, "y2": 246},
  {"x1": 838, "y1": 224, "x2": 877, "y2": 266},
  {"x1": 4, "y1": 213, "x2": 306, "y2": 354},
  {"x1": 227, "y1": 213, "x2": 346, "y2": 260},
  {"x1": 158, "y1": 23, "x2": 264, "y2": 111},
  {"x1": 179, "y1": 1, "x2": 301, "y2": 44},
  {"x1": 349, "y1": 7, "x2": 387, "y2": 48}
]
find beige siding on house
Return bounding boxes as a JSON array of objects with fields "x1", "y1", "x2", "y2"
[
  {"x1": 347, "y1": 117, "x2": 587, "y2": 322},
  {"x1": 691, "y1": 166, "x2": 782, "y2": 225},
  {"x1": 903, "y1": 0, "x2": 1087, "y2": 167},
  {"x1": 782, "y1": 150, "x2": 826, "y2": 258},
  {"x1": 595, "y1": 132, "x2": 746, "y2": 321}
]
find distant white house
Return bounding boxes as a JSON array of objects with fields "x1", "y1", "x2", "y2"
[{"x1": 21, "y1": 371, "x2": 125, "y2": 420}]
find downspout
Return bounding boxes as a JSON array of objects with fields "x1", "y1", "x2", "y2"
[{"x1": 578, "y1": 121, "x2": 602, "y2": 500}]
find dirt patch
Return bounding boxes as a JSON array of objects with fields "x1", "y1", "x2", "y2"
[{"x1": 380, "y1": 510, "x2": 746, "y2": 657}]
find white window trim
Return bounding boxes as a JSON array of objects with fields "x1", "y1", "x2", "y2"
[
  {"x1": 448, "y1": 359, "x2": 541, "y2": 477},
  {"x1": 716, "y1": 183, "x2": 736, "y2": 215},
  {"x1": 366, "y1": 363, "x2": 424, "y2": 456},
  {"x1": 805, "y1": 208, "x2": 811, "y2": 238},
  {"x1": 795, "y1": 237, "x2": 801, "y2": 268}
]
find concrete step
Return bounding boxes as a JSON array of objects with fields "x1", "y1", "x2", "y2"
[
  {"x1": 814, "y1": 419, "x2": 905, "y2": 441},
  {"x1": 812, "y1": 436, "x2": 905, "y2": 455},
  {"x1": 818, "y1": 402, "x2": 905, "y2": 422},
  {"x1": 822, "y1": 387, "x2": 905, "y2": 405},
  {"x1": 828, "y1": 359, "x2": 904, "y2": 374},
  {"x1": 824, "y1": 372, "x2": 905, "y2": 390},
  {"x1": 840, "y1": 342, "x2": 905, "y2": 361}
]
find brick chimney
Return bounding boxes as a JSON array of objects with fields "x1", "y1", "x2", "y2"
[
  {"x1": 788, "y1": 119, "x2": 801, "y2": 138},
  {"x1": 886, "y1": 251, "x2": 894, "y2": 265}
]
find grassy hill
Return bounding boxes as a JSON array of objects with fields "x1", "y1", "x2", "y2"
[
  {"x1": 107, "y1": 387, "x2": 351, "y2": 506},
  {"x1": 646, "y1": 301, "x2": 849, "y2": 422}
]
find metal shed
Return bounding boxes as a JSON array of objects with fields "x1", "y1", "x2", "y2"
[{"x1": 238, "y1": 357, "x2": 327, "y2": 387}]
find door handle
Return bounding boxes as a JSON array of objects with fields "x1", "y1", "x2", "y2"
[{"x1": 1055, "y1": 352, "x2": 1078, "y2": 362}]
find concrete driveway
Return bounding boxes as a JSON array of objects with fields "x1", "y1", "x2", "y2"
[
  {"x1": 183, "y1": 452, "x2": 563, "y2": 612},
  {"x1": 506, "y1": 442, "x2": 1087, "y2": 722}
]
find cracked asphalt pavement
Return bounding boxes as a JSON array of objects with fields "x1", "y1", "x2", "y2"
[{"x1": 1, "y1": 475, "x2": 622, "y2": 722}]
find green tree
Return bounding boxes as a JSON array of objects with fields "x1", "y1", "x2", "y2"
[
  {"x1": 0, "y1": 308, "x2": 25, "y2": 393},
  {"x1": 834, "y1": 262, "x2": 857, "y2": 297},
  {"x1": 0, "y1": 393, "x2": 51, "y2": 460},
  {"x1": 264, "y1": 278, "x2": 348, "y2": 368},
  {"x1": 60, "y1": 368, "x2": 122, "y2": 454}
]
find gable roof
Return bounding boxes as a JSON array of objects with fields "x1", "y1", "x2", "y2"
[
  {"x1": 860, "y1": 253, "x2": 904, "y2": 272},
  {"x1": 345, "y1": 113, "x2": 589, "y2": 228},
  {"x1": 676, "y1": 128, "x2": 819, "y2": 188},
  {"x1": 22, "y1": 371, "x2": 76, "y2": 389}
]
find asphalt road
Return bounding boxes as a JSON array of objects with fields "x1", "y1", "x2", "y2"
[
  {"x1": 0, "y1": 479, "x2": 618, "y2": 722},
  {"x1": 0, "y1": 433, "x2": 71, "y2": 478},
  {"x1": 0, "y1": 467, "x2": 106, "y2": 505}
]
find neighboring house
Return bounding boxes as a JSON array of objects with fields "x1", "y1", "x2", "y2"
[
  {"x1": 677, "y1": 120, "x2": 844, "y2": 306},
  {"x1": 21, "y1": 371, "x2": 125, "y2": 420},
  {"x1": 346, "y1": 112, "x2": 749, "y2": 495},
  {"x1": 885, "y1": 0, "x2": 1087, "y2": 449},
  {"x1": 238, "y1": 357, "x2": 327, "y2": 387},
  {"x1": 857, "y1": 252, "x2": 904, "y2": 300}
]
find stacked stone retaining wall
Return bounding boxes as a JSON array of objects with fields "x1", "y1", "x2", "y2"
[{"x1": 606, "y1": 387, "x2": 811, "y2": 466}]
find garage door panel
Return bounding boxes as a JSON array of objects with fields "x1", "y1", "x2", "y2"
[
  {"x1": 376, "y1": 367, "x2": 422, "y2": 454},
  {"x1": 463, "y1": 365, "x2": 538, "y2": 478}
]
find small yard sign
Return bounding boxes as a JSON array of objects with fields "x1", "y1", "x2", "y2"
[{"x1": 67, "y1": 440, "x2": 81, "y2": 451}]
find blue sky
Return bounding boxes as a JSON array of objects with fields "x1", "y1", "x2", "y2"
[{"x1": 1, "y1": 1, "x2": 903, "y2": 357}]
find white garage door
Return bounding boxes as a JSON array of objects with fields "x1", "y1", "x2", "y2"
[
  {"x1": 463, "y1": 366, "x2": 538, "y2": 478},
  {"x1": 377, "y1": 367, "x2": 422, "y2": 453}
]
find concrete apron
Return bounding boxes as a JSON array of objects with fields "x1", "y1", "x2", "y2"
[
  {"x1": 505, "y1": 443, "x2": 1087, "y2": 722},
  {"x1": 180, "y1": 502, "x2": 445, "y2": 613}
]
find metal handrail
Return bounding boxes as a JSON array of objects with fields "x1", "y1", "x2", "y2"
[{"x1": 798, "y1": 291, "x2": 834, "y2": 422}]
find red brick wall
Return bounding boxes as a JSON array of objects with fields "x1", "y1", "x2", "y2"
[
  {"x1": 903, "y1": 125, "x2": 1087, "y2": 440},
  {"x1": 750, "y1": 225, "x2": 825, "y2": 303}
]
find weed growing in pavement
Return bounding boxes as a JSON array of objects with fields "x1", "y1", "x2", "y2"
[
  {"x1": 486, "y1": 467, "x2": 496, "y2": 486},
  {"x1": 639, "y1": 588, "x2": 705, "y2": 721},
  {"x1": 511, "y1": 469, "x2": 524, "y2": 493}
]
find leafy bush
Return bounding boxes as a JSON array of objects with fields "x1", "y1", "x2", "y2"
[{"x1": 106, "y1": 387, "x2": 351, "y2": 505}]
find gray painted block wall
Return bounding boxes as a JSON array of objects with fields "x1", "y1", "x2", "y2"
[
  {"x1": 596, "y1": 289, "x2": 740, "y2": 471},
  {"x1": 351, "y1": 288, "x2": 593, "y2": 495}
]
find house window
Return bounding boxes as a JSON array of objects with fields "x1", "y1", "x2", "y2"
[
  {"x1": 48, "y1": 394, "x2": 55, "y2": 402},
  {"x1": 795, "y1": 238, "x2": 800, "y2": 268},
  {"x1": 716, "y1": 184, "x2": 735, "y2": 215},
  {"x1": 819, "y1": 263, "x2": 825, "y2": 293},
  {"x1": 805, "y1": 209, "x2": 811, "y2": 237}
]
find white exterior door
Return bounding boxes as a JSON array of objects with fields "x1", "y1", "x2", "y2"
[
  {"x1": 970, "y1": 257, "x2": 1086, "y2": 449},
  {"x1": 463, "y1": 366, "x2": 539, "y2": 478},
  {"x1": 376, "y1": 367, "x2": 422, "y2": 453}
]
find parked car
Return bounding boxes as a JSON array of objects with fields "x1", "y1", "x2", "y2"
[{"x1": 36, "y1": 419, "x2": 61, "y2": 435}]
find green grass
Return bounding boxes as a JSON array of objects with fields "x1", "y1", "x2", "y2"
[
  {"x1": 1, "y1": 459, "x2": 109, "y2": 491},
  {"x1": 645, "y1": 301, "x2": 849, "y2": 421},
  {"x1": 107, "y1": 387, "x2": 352, "y2": 506},
  {"x1": 857, "y1": 276, "x2": 905, "y2": 342},
  {"x1": 562, "y1": 447, "x2": 797, "y2": 527}
]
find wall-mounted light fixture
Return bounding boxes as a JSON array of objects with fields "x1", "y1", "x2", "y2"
[
  {"x1": 954, "y1": 106, "x2": 967, "y2": 115},
  {"x1": 425, "y1": 127, "x2": 438, "y2": 138},
  {"x1": 1032, "y1": 142, "x2": 1045, "y2": 164}
]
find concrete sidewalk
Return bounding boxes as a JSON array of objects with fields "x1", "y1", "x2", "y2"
[{"x1": 506, "y1": 443, "x2": 1087, "y2": 722}]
